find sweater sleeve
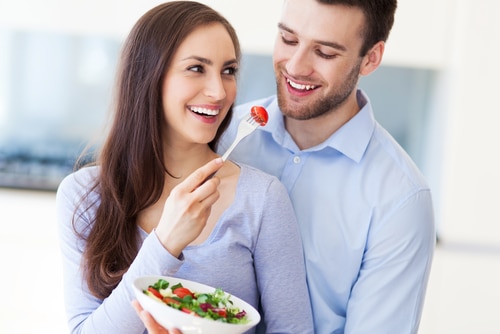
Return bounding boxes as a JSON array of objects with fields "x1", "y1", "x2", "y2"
[
  {"x1": 55, "y1": 170, "x2": 183, "y2": 334},
  {"x1": 253, "y1": 177, "x2": 314, "y2": 334}
]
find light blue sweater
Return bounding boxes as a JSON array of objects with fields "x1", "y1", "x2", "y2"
[{"x1": 56, "y1": 163, "x2": 314, "y2": 334}]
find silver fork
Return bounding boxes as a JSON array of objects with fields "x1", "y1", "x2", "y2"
[
  {"x1": 220, "y1": 113, "x2": 261, "y2": 161},
  {"x1": 203, "y1": 113, "x2": 261, "y2": 182}
]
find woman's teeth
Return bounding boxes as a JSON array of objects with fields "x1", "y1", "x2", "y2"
[
  {"x1": 190, "y1": 107, "x2": 219, "y2": 116},
  {"x1": 287, "y1": 79, "x2": 316, "y2": 91}
]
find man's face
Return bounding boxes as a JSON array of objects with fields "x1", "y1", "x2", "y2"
[{"x1": 273, "y1": 0, "x2": 366, "y2": 120}]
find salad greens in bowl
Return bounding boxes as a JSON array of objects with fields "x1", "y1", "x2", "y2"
[{"x1": 133, "y1": 276, "x2": 260, "y2": 334}]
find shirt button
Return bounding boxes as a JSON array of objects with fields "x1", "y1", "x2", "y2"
[{"x1": 293, "y1": 156, "x2": 301, "y2": 164}]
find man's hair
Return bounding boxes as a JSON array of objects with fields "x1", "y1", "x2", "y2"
[{"x1": 317, "y1": 0, "x2": 397, "y2": 55}]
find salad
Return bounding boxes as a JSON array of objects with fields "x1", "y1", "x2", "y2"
[{"x1": 143, "y1": 278, "x2": 249, "y2": 324}]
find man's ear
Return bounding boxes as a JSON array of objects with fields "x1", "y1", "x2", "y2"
[{"x1": 360, "y1": 41, "x2": 385, "y2": 76}]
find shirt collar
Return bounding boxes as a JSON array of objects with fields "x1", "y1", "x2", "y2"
[
  {"x1": 328, "y1": 90, "x2": 375, "y2": 163},
  {"x1": 263, "y1": 89, "x2": 375, "y2": 162},
  {"x1": 250, "y1": 96, "x2": 299, "y2": 151}
]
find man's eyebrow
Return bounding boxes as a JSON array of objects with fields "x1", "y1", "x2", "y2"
[
  {"x1": 277, "y1": 22, "x2": 347, "y2": 52},
  {"x1": 278, "y1": 22, "x2": 293, "y2": 34}
]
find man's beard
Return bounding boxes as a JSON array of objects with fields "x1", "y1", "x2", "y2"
[{"x1": 276, "y1": 60, "x2": 361, "y2": 121}]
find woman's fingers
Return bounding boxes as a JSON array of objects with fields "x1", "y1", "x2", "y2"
[
  {"x1": 177, "y1": 158, "x2": 223, "y2": 192},
  {"x1": 155, "y1": 158, "x2": 224, "y2": 256},
  {"x1": 169, "y1": 158, "x2": 222, "y2": 208},
  {"x1": 131, "y1": 300, "x2": 175, "y2": 334}
]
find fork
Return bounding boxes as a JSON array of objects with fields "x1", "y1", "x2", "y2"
[
  {"x1": 203, "y1": 113, "x2": 261, "y2": 182},
  {"x1": 220, "y1": 113, "x2": 261, "y2": 161}
]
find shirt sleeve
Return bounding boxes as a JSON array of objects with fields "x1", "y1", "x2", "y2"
[
  {"x1": 253, "y1": 177, "x2": 314, "y2": 334},
  {"x1": 345, "y1": 189, "x2": 435, "y2": 334},
  {"x1": 56, "y1": 171, "x2": 183, "y2": 334}
]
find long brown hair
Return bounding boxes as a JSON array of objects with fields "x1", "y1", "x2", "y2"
[{"x1": 78, "y1": 1, "x2": 241, "y2": 299}]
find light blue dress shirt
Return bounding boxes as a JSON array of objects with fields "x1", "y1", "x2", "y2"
[{"x1": 218, "y1": 90, "x2": 435, "y2": 334}]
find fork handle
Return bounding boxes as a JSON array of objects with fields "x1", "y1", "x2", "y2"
[
  {"x1": 221, "y1": 137, "x2": 242, "y2": 161},
  {"x1": 202, "y1": 135, "x2": 244, "y2": 183}
]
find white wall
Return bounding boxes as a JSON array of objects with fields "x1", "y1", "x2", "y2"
[
  {"x1": 0, "y1": 0, "x2": 453, "y2": 64},
  {"x1": 437, "y1": 0, "x2": 500, "y2": 244},
  {"x1": 0, "y1": 0, "x2": 281, "y2": 54},
  {"x1": 1, "y1": 0, "x2": 499, "y2": 244}
]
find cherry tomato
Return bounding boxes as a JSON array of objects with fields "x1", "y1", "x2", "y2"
[
  {"x1": 214, "y1": 308, "x2": 227, "y2": 318},
  {"x1": 250, "y1": 106, "x2": 269, "y2": 126},
  {"x1": 181, "y1": 307, "x2": 199, "y2": 316},
  {"x1": 163, "y1": 297, "x2": 181, "y2": 306},
  {"x1": 147, "y1": 287, "x2": 163, "y2": 300},
  {"x1": 173, "y1": 287, "x2": 194, "y2": 299}
]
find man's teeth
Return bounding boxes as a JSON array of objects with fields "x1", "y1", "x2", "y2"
[
  {"x1": 190, "y1": 107, "x2": 219, "y2": 116},
  {"x1": 287, "y1": 79, "x2": 316, "y2": 91}
]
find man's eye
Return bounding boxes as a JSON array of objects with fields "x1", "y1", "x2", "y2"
[
  {"x1": 316, "y1": 50, "x2": 337, "y2": 60},
  {"x1": 281, "y1": 35, "x2": 297, "y2": 46}
]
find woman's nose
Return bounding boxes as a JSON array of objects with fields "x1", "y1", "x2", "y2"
[{"x1": 204, "y1": 74, "x2": 226, "y2": 101}]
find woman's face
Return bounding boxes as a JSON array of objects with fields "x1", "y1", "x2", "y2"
[{"x1": 161, "y1": 22, "x2": 238, "y2": 149}]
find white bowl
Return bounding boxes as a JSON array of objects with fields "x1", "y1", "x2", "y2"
[{"x1": 133, "y1": 275, "x2": 261, "y2": 334}]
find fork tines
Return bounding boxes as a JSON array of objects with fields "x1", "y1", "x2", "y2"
[{"x1": 246, "y1": 114, "x2": 257, "y2": 125}]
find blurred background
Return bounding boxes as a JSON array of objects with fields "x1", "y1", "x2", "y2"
[{"x1": 1, "y1": 0, "x2": 499, "y2": 333}]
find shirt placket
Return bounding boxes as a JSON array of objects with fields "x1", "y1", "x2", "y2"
[{"x1": 281, "y1": 153, "x2": 307, "y2": 193}]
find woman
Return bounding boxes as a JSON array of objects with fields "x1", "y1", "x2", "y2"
[{"x1": 56, "y1": 1, "x2": 313, "y2": 333}]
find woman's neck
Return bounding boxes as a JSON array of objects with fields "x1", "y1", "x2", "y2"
[{"x1": 163, "y1": 144, "x2": 218, "y2": 183}]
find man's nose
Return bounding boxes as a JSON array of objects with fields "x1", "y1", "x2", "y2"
[{"x1": 285, "y1": 47, "x2": 314, "y2": 77}]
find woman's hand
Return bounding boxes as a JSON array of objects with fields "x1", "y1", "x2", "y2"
[
  {"x1": 131, "y1": 300, "x2": 182, "y2": 334},
  {"x1": 155, "y1": 158, "x2": 223, "y2": 257}
]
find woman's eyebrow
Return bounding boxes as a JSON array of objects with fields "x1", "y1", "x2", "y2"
[
  {"x1": 182, "y1": 56, "x2": 238, "y2": 67},
  {"x1": 182, "y1": 56, "x2": 212, "y2": 65}
]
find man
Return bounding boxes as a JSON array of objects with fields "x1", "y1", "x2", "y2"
[{"x1": 219, "y1": 0, "x2": 435, "y2": 333}]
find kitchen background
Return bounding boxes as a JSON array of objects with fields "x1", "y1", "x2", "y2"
[{"x1": 1, "y1": 0, "x2": 499, "y2": 333}]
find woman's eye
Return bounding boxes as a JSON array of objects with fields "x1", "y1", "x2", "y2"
[
  {"x1": 222, "y1": 66, "x2": 238, "y2": 76},
  {"x1": 188, "y1": 65, "x2": 204, "y2": 73}
]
